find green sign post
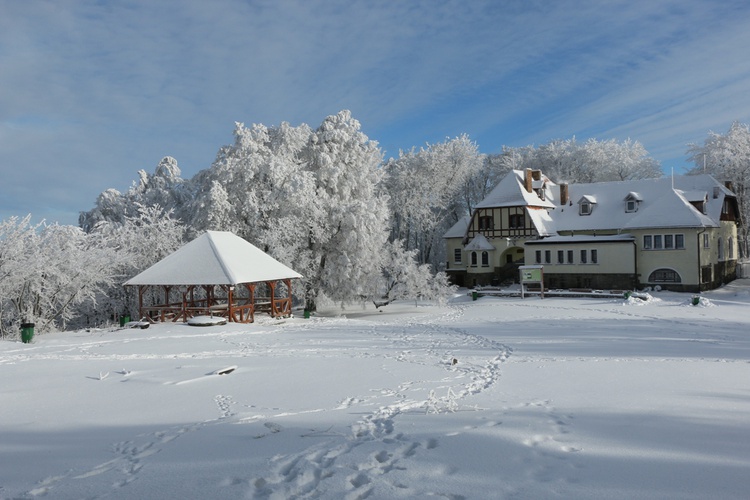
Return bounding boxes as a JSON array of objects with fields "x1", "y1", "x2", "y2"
[{"x1": 519, "y1": 265, "x2": 544, "y2": 299}]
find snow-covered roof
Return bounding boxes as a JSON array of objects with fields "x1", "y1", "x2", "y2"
[
  {"x1": 682, "y1": 190, "x2": 707, "y2": 203},
  {"x1": 125, "y1": 231, "x2": 302, "y2": 286},
  {"x1": 475, "y1": 170, "x2": 556, "y2": 210},
  {"x1": 578, "y1": 195, "x2": 597, "y2": 204},
  {"x1": 551, "y1": 175, "x2": 728, "y2": 232},
  {"x1": 464, "y1": 233, "x2": 495, "y2": 251},
  {"x1": 526, "y1": 234, "x2": 635, "y2": 245},
  {"x1": 443, "y1": 216, "x2": 471, "y2": 239},
  {"x1": 624, "y1": 191, "x2": 642, "y2": 201},
  {"x1": 526, "y1": 207, "x2": 557, "y2": 237}
]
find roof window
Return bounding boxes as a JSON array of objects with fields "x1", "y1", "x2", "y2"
[
  {"x1": 577, "y1": 195, "x2": 596, "y2": 216},
  {"x1": 624, "y1": 192, "x2": 641, "y2": 213}
]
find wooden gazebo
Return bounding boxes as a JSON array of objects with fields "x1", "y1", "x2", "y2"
[{"x1": 124, "y1": 231, "x2": 302, "y2": 323}]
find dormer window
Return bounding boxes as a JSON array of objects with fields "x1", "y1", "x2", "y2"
[
  {"x1": 624, "y1": 192, "x2": 642, "y2": 213},
  {"x1": 685, "y1": 191, "x2": 708, "y2": 214},
  {"x1": 577, "y1": 195, "x2": 596, "y2": 216}
]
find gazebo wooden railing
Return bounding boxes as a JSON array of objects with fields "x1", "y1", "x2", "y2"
[{"x1": 136, "y1": 279, "x2": 294, "y2": 324}]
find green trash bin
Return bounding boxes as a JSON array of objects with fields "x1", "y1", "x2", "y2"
[
  {"x1": 692, "y1": 295, "x2": 700, "y2": 306},
  {"x1": 472, "y1": 291, "x2": 478, "y2": 301},
  {"x1": 119, "y1": 315, "x2": 131, "y2": 327},
  {"x1": 303, "y1": 309, "x2": 310, "y2": 319},
  {"x1": 21, "y1": 323, "x2": 35, "y2": 343}
]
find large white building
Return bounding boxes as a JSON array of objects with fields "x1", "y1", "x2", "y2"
[{"x1": 444, "y1": 169, "x2": 741, "y2": 292}]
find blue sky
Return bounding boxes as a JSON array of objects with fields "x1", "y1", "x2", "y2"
[{"x1": 3, "y1": 0, "x2": 750, "y2": 226}]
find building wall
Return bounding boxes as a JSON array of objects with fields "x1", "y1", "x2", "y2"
[
  {"x1": 630, "y1": 223, "x2": 738, "y2": 291},
  {"x1": 526, "y1": 239, "x2": 636, "y2": 291},
  {"x1": 629, "y1": 228, "x2": 701, "y2": 289},
  {"x1": 527, "y1": 240, "x2": 636, "y2": 275}
]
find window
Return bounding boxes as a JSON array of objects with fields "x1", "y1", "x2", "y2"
[
  {"x1": 509, "y1": 213, "x2": 525, "y2": 229},
  {"x1": 729, "y1": 237, "x2": 734, "y2": 259},
  {"x1": 535, "y1": 250, "x2": 542, "y2": 264},
  {"x1": 644, "y1": 233, "x2": 685, "y2": 251},
  {"x1": 471, "y1": 252, "x2": 478, "y2": 267},
  {"x1": 591, "y1": 249, "x2": 598, "y2": 264},
  {"x1": 649, "y1": 269, "x2": 682, "y2": 283},
  {"x1": 580, "y1": 249, "x2": 587, "y2": 264},
  {"x1": 676, "y1": 234, "x2": 685, "y2": 249},
  {"x1": 557, "y1": 250, "x2": 564, "y2": 264},
  {"x1": 718, "y1": 237, "x2": 724, "y2": 260},
  {"x1": 481, "y1": 251, "x2": 489, "y2": 267},
  {"x1": 626, "y1": 200, "x2": 637, "y2": 212},
  {"x1": 453, "y1": 248, "x2": 462, "y2": 263},
  {"x1": 478, "y1": 216, "x2": 493, "y2": 231},
  {"x1": 703, "y1": 233, "x2": 710, "y2": 249},
  {"x1": 567, "y1": 250, "x2": 574, "y2": 264},
  {"x1": 580, "y1": 202, "x2": 591, "y2": 215}
]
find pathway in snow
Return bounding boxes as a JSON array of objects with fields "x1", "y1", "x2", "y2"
[{"x1": 240, "y1": 304, "x2": 513, "y2": 499}]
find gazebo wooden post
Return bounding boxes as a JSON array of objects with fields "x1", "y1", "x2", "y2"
[
  {"x1": 178, "y1": 287, "x2": 187, "y2": 322},
  {"x1": 268, "y1": 280, "x2": 278, "y2": 317},
  {"x1": 247, "y1": 283, "x2": 256, "y2": 323},
  {"x1": 138, "y1": 285, "x2": 145, "y2": 322},
  {"x1": 284, "y1": 278, "x2": 292, "y2": 316},
  {"x1": 163, "y1": 286, "x2": 171, "y2": 322},
  {"x1": 227, "y1": 285, "x2": 235, "y2": 322}
]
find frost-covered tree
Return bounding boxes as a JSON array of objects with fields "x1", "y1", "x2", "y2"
[
  {"x1": 80, "y1": 156, "x2": 193, "y2": 230},
  {"x1": 189, "y1": 121, "x2": 313, "y2": 264},
  {"x1": 86, "y1": 204, "x2": 185, "y2": 325},
  {"x1": 301, "y1": 110, "x2": 390, "y2": 310},
  {"x1": 0, "y1": 216, "x2": 119, "y2": 337},
  {"x1": 385, "y1": 135, "x2": 482, "y2": 268},
  {"x1": 190, "y1": 112, "x2": 423, "y2": 311},
  {"x1": 0, "y1": 216, "x2": 40, "y2": 337},
  {"x1": 499, "y1": 138, "x2": 661, "y2": 184},
  {"x1": 375, "y1": 240, "x2": 456, "y2": 308},
  {"x1": 687, "y1": 121, "x2": 750, "y2": 258},
  {"x1": 464, "y1": 147, "x2": 528, "y2": 215}
]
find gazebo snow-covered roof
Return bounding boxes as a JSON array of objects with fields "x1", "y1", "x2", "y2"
[
  {"x1": 125, "y1": 231, "x2": 302, "y2": 286},
  {"x1": 125, "y1": 231, "x2": 302, "y2": 324}
]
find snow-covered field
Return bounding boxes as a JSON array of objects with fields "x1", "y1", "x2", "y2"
[{"x1": 2, "y1": 281, "x2": 750, "y2": 500}]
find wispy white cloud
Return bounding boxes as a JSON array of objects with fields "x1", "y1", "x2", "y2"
[{"x1": 2, "y1": 0, "x2": 750, "y2": 223}]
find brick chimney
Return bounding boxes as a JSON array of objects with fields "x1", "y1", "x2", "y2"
[
  {"x1": 559, "y1": 183, "x2": 569, "y2": 205},
  {"x1": 524, "y1": 168, "x2": 533, "y2": 193}
]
